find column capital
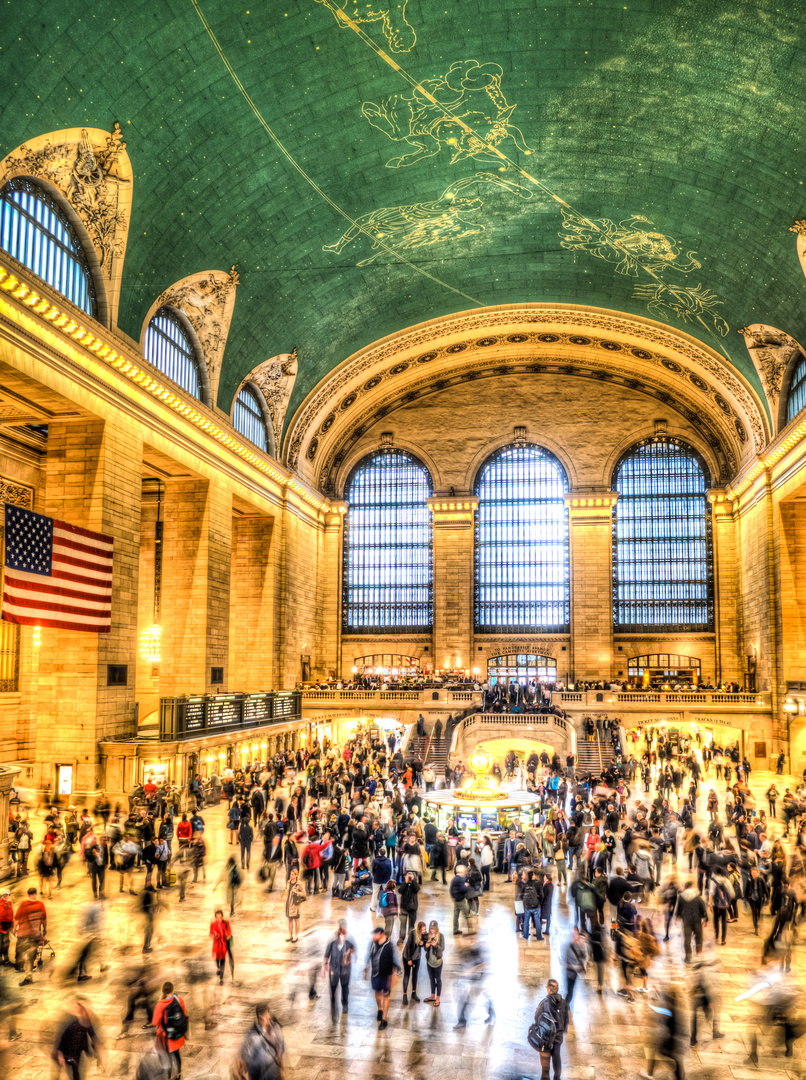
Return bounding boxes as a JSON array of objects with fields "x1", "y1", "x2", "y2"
[
  {"x1": 707, "y1": 488, "x2": 734, "y2": 518},
  {"x1": 427, "y1": 495, "x2": 478, "y2": 528},
  {"x1": 564, "y1": 491, "x2": 618, "y2": 516}
]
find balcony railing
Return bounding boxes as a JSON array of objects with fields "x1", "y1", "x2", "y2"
[
  {"x1": 552, "y1": 690, "x2": 769, "y2": 709},
  {"x1": 160, "y1": 691, "x2": 302, "y2": 741},
  {"x1": 302, "y1": 689, "x2": 483, "y2": 707}
]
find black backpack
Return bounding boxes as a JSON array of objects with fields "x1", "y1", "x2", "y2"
[
  {"x1": 528, "y1": 1001, "x2": 559, "y2": 1052},
  {"x1": 523, "y1": 883, "x2": 540, "y2": 911},
  {"x1": 163, "y1": 995, "x2": 188, "y2": 1041}
]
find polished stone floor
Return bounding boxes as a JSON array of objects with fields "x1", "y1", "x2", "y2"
[{"x1": 5, "y1": 765, "x2": 805, "y2": 1080}]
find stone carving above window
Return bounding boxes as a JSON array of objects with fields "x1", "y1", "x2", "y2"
[
  {"x1": 248, "y1": 349, "x2": 298, "y2": 450},
  {"x1": 738, "y1": 324, "x2": 802, "y2": 406},
  {"x1": 151, "y1": 267, "x2": 239, "y2": 404},
  {"x1": 0, "y1": 124, "x2": 133, "y2": 323}
]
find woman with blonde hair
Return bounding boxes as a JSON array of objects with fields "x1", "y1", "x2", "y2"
[{"x1": 283, "y1": 868, "x2": 306, "y2": 943}]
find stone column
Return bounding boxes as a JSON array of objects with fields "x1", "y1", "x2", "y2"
[
  {"x1": 229, "y1": 514, "x2": 275, "y2": 691},
  {"x1": 565, "y1": 491, "x2": 617, "y2": 682},
  {"x1": 160, "y1": 478, "x2": 231, "y2": 696},
  {"x1": 36, "y1": 418, "x2": 142, "y2": 797},
  {"x1": 709, "y1": 491, "x2": 743, "y2": 687},
  {"x1": 428, "y1": 497, "x2": 478, "y2": 674},
  {"x1": 318, "y1": 507, "x2": 344, "y2": 679}
]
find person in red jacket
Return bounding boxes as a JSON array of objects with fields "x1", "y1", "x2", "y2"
[
  {"x1": 152, "y1": 980, "x2": 188, "y2": 1079},
  {"x1": 176, "y1": 814, "x2": 193, "y2": 849},
  {"x1": 0, "y1": 890, "x2": 14, "y2": 966},
  {"x1": 14, "y1": 886, "x2": 46, "y2": 986},
  {"x1": 209, "y1": 909, "x2": 233, "y2": 984}
]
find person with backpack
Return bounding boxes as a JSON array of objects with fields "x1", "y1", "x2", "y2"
[
  {"x1": 370, "y1": 849, "x2": 392, "y2": 912},
  {"x1": 522, "y1": 870, "x2": 543, "y2": 944},
  {"x1": 379, "y1": 880, "x2": 399, "y2": 938},
  {"x1": 210, "y1": 909, "x2": 234, "y2": 985},
  {"x1": 215, "y1": 856, "x2": 243, "y2": 918},
  {"x1": 529, "y1": 978, "x2": 569, "y2": 1080},
  {"x1": 709, "y1": 868, "x2": 734, "y2": 946},
  {"x1": 152, "y1": 980, "x2": 188, "y2": 1080}
]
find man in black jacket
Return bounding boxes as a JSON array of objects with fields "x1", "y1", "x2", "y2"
[
  {"x1": 364, "y1": 927, "x2": 400, "y2": 1030},
  {"x1": 398, "y1": 873, "x2": 420, "y2": 945},
  {"x1": 532, "y1": 978, "x2": 569, "y2": 1080}
]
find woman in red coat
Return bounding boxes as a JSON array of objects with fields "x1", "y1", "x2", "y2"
[
  {"x1": 210, "y1": 908, "x2": 233, "y2": 984},
  {"x1": 152, "y1": 980, "x2": 188, "y2": 1078}
]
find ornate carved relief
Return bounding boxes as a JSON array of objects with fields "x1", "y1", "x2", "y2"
[
  {"x1": 0, "y1": 124, "x2": 133, "y2": 323},
  {"x1": 0, "y1": 478, "x2": 34, "y2": 509},
  {"x1": 247, "y1": 349, "x2": 298, "y2": 448},
  {"x1": 285, "y1": 308, "x2": 767, "y2": 469},
  {"x1": 150, "y1": 267, "x2": 239, "y2": 404},
  {"x1": 738, "y1": 324, "x2": 803, "y2": 407}
]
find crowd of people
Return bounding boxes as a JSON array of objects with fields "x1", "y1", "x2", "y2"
[{"x1": 0, "y1": 718, "x2": 804, "y2": 1079}]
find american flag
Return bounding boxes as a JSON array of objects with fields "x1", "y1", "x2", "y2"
[{"x1": 2, "y1": 504, "x2": 114, "y2": 632}]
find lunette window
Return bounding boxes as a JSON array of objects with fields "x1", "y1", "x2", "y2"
[
  {"x1": 233, "y1": 384, "x2": 269, "y2": 452},
  {"x1": 144, "y1": 307, "x2": 202, "y2": 399},
  {"x1": 342, "y1": 450, "x2": 433, "y2": 632},
  {"x1": 0, "y1": 177, "x2": 96, "y2": 316},
  {"x1": 474, "y1": 444, "x2": 570, "y2": 633},
  {"x1": 612, "y1": 438, "x2": 713, "y2": 632}
]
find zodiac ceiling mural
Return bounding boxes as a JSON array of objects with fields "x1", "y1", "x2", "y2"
[{"x1": 3, "y1": 0, "x2": 805, "y2": 426}]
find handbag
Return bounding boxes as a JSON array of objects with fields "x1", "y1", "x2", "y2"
[{"x1": 514, "y1": 899, "x2": 524, "y2": 914}]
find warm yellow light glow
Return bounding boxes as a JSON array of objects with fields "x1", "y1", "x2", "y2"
[{"x1": 140, "y1": 625, "x2": 162, "y2": 663}]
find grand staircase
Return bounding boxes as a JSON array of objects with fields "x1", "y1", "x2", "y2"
[{"x1": 575, "y1": 733, "x2": 617, "y2": 774}]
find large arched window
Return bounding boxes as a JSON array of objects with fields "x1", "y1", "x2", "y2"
[
  {"x1": 785, "y1": 353, "x2": 806, "y2": 425},
  {"x1": 0, "y1": 177, "x2": 96, "y2": 316},
  {"x1": 144, "y1": 307, "x2": 202, "y2": 399},
  {"x1": 475, "y1": 445, "x2": 569, "y2": 633},
  {"x1": 612, "y1": 438, "x2": 713, "y2": 631},
  {"x1": 342, "y1": 449, "x2": 433, "y2": 633},
  {"x1": 233, "y1": 383, "x2": 270, "y2": 452}
]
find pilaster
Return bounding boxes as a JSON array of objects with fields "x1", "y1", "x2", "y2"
[
  {"x1": 565, "y1": 491, "x2": 617, "y2": 682},
  {"x1": 428, "y1": 496, "x2": 478, "y2": 672}
]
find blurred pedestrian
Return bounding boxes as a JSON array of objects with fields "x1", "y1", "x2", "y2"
[
  {"x1": 364, "y1": 926, "x2": 401, "y2": 1029},
  {"x1": 152, "y1": 980, "x2": 188, "y2": 1080},
  {"x1": 231, "y1": 1001, "x2": 285, "y2": 1080},
  {"x1": 324, "y1": 919, "x2": 357, "y2": 1018}
]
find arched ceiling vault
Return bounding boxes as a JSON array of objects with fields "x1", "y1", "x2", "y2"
[
  {"x1": 2, "y1": 0, "x2": 805, "y2": 434},
  {"x1": 285, "y1": 305, "x2": 768, "y2": 490}
]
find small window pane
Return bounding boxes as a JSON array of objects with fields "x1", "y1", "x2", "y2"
[
  {"x1": 342, "y1": 449, "x2": 433, "y2": 633},
  {"x1": 474, "y1": 444, "x2": 570, "y2": 633},
  {"x1": 144, "y1": 307, "x2": 202, "y2": 399},
  {"x1": 233, "y1": 384, "x2": 269, "y2": 451},
  {"x1": 0, "y1": 178, "x2": 96, "y2": 316},
  {"x1": 612, "y1": 438, "x2": 714, "y2": 631},
  {"x1": 786, "y1": 354, "x2": 806, "y2": 425}
]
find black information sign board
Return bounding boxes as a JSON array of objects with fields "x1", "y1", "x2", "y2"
[
  {"x1": 243, "y1": 694, "x2": 272, "y2": 724},
  {"x1": 184, "y1": 699, "x2": 206, "y2": 731}
]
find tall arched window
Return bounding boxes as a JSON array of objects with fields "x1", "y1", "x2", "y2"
[
  {"x1": 785, "y1": 353, "x2": 806, "y2": 425},
  {"x1": 144, "y1": 307, "x2": 202, "y2": 399},
  {"x1": 233, "y1": 383, "x2": 270, "y2": 452},
  {"x1": 342, "y1": 449, "x2": 433, "y2": 632},
  {"x1": 475, "y1": 445, "x2": 569, "y2": 633},
  {"x1": 0, "y1": 177, "x2": 96, "y2": 316},
  {"x1": 612, "y1": 438, "x2": 713, "y2": 631}
]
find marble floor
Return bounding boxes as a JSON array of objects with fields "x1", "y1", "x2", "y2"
[{"x1": 4, "y1": 767, "x2": 805, "y2": 1080}]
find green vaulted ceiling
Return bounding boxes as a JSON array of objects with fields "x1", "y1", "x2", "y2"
[{"x1": 3, "y1": 0, "x2": 806, "y2": 427}]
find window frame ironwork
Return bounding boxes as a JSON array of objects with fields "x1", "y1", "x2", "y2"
[
  {"x1": 612, "y1": 437, "x2": 714, "y2": 633},
  {"x1": 0, "y1": 177, "x2": 97, "y2": 317},
  {"x1": 233, "y1": 383, "x2": 269, "y2": 452},
  {"x1": 144, "y1": 307, "x2": 203, "y2": 400},
  {"x1": 474, "y1": 443, "x2": 570, "y2": 634},
  {"x1": 785, "y1": 353, "x2": 806, "y2": 425},
  {"x1": 342, "y1": 449, "x2": 433, "y2": 634},
  {"x1": 486, "y1": 653, "x2": 557, "y2": 686}
]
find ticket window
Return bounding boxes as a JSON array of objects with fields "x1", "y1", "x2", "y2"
[{"x1": 56, "y1": 764, "x2": 73, "y2": 797}]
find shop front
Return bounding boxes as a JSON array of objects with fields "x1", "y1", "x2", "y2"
[
  {"x1": 421, "y1": 790, "x2": 542, "y2": 833},
  {"x1": 622, "y1": 712, "x2": 770, "y2": 765}
]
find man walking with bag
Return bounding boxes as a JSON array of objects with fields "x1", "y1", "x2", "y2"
[{"x1": 530, "y1": 978, "x2": 569, "y2": 1080}]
